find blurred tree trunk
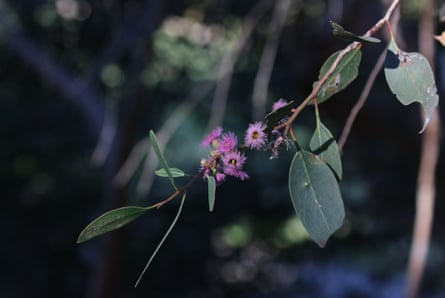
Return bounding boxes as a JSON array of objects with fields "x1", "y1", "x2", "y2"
[
  {"x1": 406, "y1": 0, "x2": 440, "y2": 297},
  {"x1": 86, "y1": 1, "x2": 164, "y2": 297}
]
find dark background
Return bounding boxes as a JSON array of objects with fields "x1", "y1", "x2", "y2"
[{"x1": 1, "y1": 0, "x2": 445, "y2": 297}]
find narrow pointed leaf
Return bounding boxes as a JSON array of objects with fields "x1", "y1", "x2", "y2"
[
  {"x1": 149, "y1": 130, "x2": 178, "y2": 190},
  {"x1": 384, "y1": 39, "x2": 439, "y2": 132},
  {"x1": 263, "y1": 100, "x2": 294, "y2": 133},
  {"x1": 331, "y1": 21, "x2": 381, "y2": 44},
  {"x1": 288, "y1": 150, "x2": 345, "y2": 247},
  {"x1": 155, "y1": 168, "x2": 185, "y2": 178},
  {"x1": 313, "y1": 48, "x2": 362, "y2": 103},
  {"x1": 207, "y1": 176, "x2": 216, "y2": 212},
  {"x1": 135, "y1": 194, "x2": 186, "y2": 287},
  {"x1": 310, "y1": 121, "x2": 342, "y2": 180},
  {"x1": 77, "y1": 206, "x2": 150, "y2": 243}
]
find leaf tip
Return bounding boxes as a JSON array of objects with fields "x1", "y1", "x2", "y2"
[
  {"x1": 76, "y1": 234, "x2": 87, "y2": 244},
  {"x1": 418, "y1": 116, "x2": 432, "y2": 134},
  {"x1": 316, "y1": 240, "x2": 327, "y2": 248}
]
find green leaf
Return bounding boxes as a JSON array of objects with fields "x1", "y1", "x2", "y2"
[
  {"x1": 263, "y1": 100, "x2": 294, "y2": 133},
  {"x1": 77, "y1": 206, "x2": 150, "y2": 243},
  {"x1": 149, "y1": 130, "x2": 178, "y2": 190},
  {"x1": 155, "y1": 168, "x2": 185, "y2": 178},
  {"x1": 313, "y1": 48, "x2": 362, "y2": 103},
  {"x1": 134, "y1": 194, "x2": 186, "y2": 287},
  {"x1": 207, "y1": 175, "x2": 216, "y2": 212},
  {"x1": 384, "y1": 39, "x2": 439, "y2": 133},
  {"x1": 331, "y1": 21, "x2": 381, "y2": 44},
  {"x1": 288, "y1": 150, "x2": 345, "y2": 247},
  {"x1": 310, "y1": 120, "x2": 342, "y2": 180}
]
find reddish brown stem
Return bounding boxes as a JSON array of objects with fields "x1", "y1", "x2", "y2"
[
  {"x1": 152, "y1": 173, "x2": 202, "y2": 209},
  {"x1": 274, "y1": 0, "x2": 400, "y2": 136}
]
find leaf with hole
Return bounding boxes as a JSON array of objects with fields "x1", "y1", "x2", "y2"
[
  {"x1": 384, "y1": 39, "x2": 439, "y2": 132},
  {"x1": 77, "y1": 206, "x2": 151, "y2": 243},
  {"x1": 313, "y1": 48, "x2": 362, "y2": 103},
  {"x1": 288, "y1": 150, "x2": 345, "y2": 247},
  {"x1": 310, "y1": 120, "x2": 342, "y2": 180}
]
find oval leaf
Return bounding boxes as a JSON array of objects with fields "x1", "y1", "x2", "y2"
[
  {"x1": 207, "y1": 175, "x2": 216, "y2": 212},
  {"x1": 384, "y1": 39, "x2": 439, "y2": 132},
  {"x1": 77, "y1": 206, "x2": 149, "y2": 243},
  {"x1": 288, "y1": 150, "x2": 345, "y2": 247},
  {"x1": 313, "y1": 48, "x2": 362, "y2": 103},
  {"x1": 309, "y1": 120, "x2": 342, "y2": 180},
  {"x1": 155, "y1": 168, "x2": 185, "y2": 178}
]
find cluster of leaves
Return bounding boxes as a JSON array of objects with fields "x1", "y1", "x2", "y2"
[{"x1": 77, "y1": 18, "x2": 439, "y2": 284}]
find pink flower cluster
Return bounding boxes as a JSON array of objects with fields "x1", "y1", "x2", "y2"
[
  {"x1": 200, "y1": 99, "x2": 290, "y2": 183},
  {"x1": 200, "y1": 127, "x2": 249, "y2": 183}
]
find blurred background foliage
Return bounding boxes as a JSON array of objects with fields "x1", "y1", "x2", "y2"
[{"x1": 1, "y1": 0, "x2": 445, "y2": 297}]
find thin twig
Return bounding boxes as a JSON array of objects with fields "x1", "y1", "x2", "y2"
[
  {"x1": 338, "y1": 49, "x2": 386, "y2": 152},
  {"x1": 274, "y1": 0, "x2": 400, "y2": 134},
  {"x1": 338, "y1": 0, "x2": 401, "y2": 151},
  {"x1": 275, "y1": 41, "x2": 360, "y2": 134}
]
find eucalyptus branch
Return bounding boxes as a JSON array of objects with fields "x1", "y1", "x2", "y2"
[
  {"x1": 76, "y1": 0, "x2": 441, "y2": 290},
  {"x1": 275, "y1": 0, "x2": 400, "y2": 135},
  {"x1": 363, "y1": 0, "x2": 400, "y2": 37},
  {"x1": 275, "y1": 41, "x2": 360, "y2": 134}
]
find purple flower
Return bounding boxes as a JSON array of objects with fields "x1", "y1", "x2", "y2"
[
  {"x1": 222, "y1": 151, "x2": 249, "y2": 180},
  {"x1": 200, "y1": 127, "x2": 222, "y2": 148},
  {"x1": 217, "y1": 132, "x2": 238, "y2": 153},
  {"x1": 245, "y1": 122, "x2": 267, "y2": 150},
  {"x1": 215, "y1": 172, "x2": 226, "y2": 183},
  {"x1": 230, "y1": 169, "x2": 249, "y2": 180},
  {"x1": 272, "y1": 98, "x2": 288, "y2": 111}
]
